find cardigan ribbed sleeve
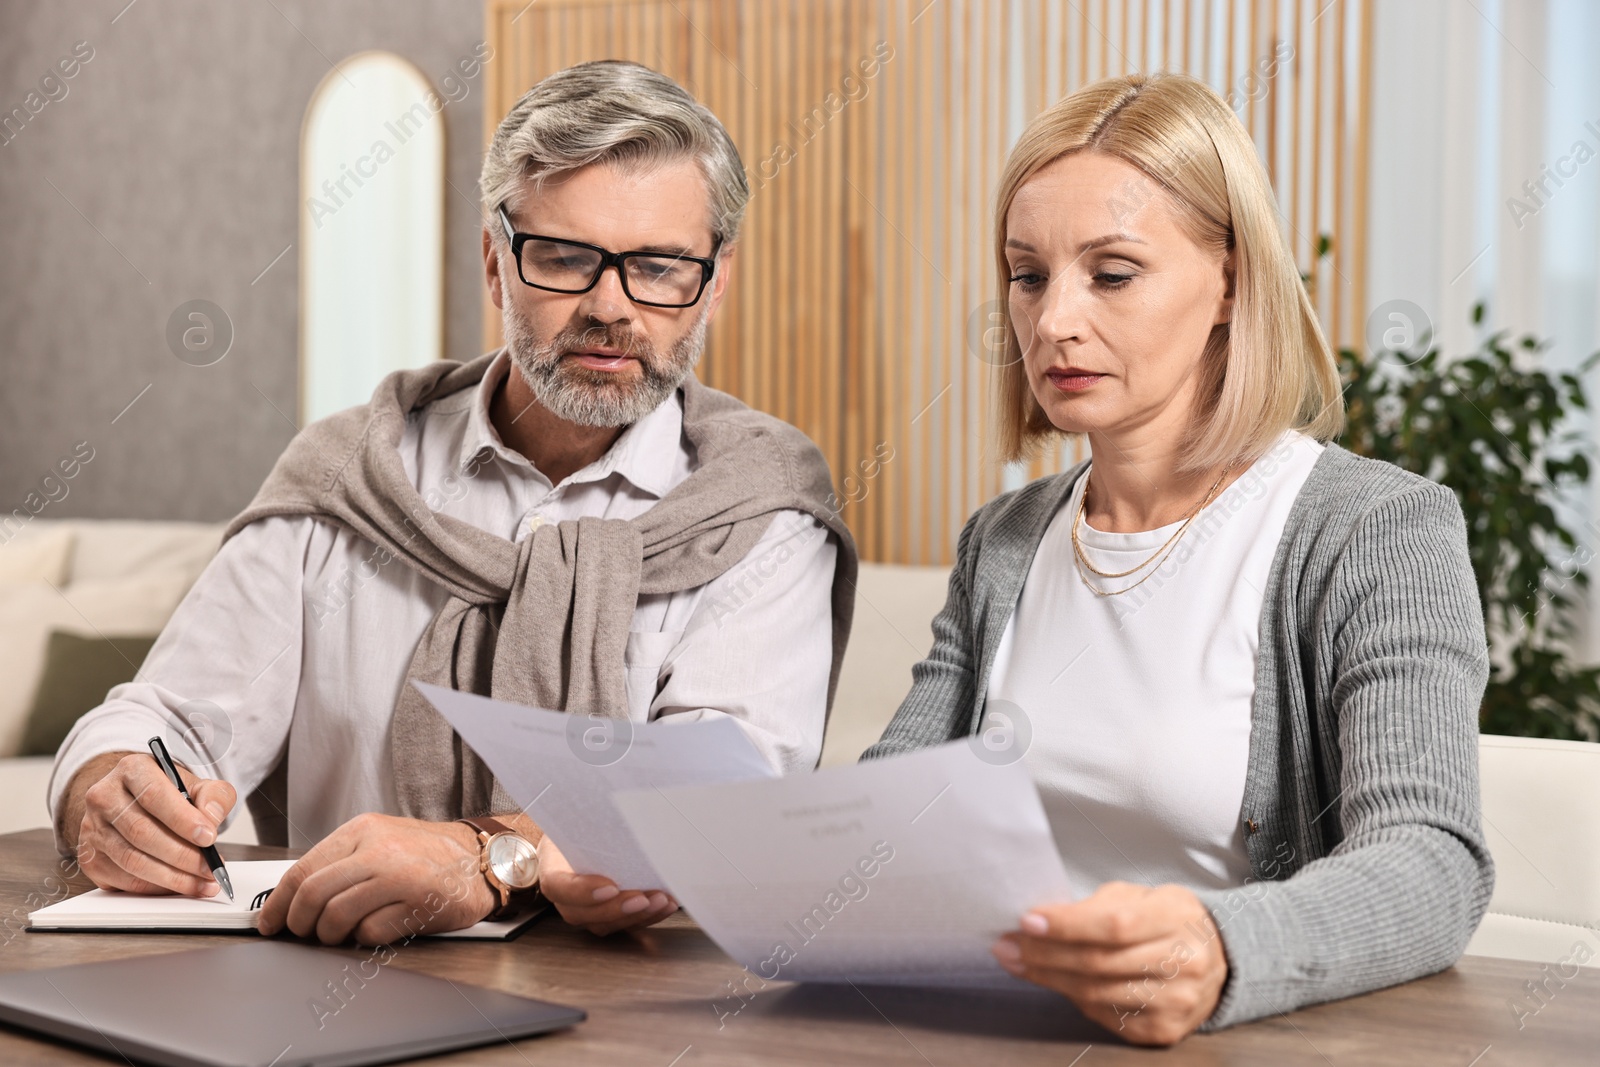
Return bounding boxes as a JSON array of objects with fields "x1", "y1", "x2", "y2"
[
  {"x1": 860, "y1": 447, "x2": 1494, "y2": 1031},
  {"x1": 1192, "y1": 479, "x2": 1493, "y2": 1028}
]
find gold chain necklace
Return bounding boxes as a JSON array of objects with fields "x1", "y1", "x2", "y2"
[{"x1": 1070, "y1": 464, "x2": 1233, "y2": 596}]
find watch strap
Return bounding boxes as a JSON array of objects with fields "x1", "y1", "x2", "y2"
[{"x1": 459, "y1": 816, "x2": 515, "y2": 839}]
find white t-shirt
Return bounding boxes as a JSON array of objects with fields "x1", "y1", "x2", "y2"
[{"x1": 984, "y1": 430, "x2": 1324, "y2": 900}]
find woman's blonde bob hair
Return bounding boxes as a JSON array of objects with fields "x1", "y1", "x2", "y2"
[{"x1": 993, "y1": 72, "x2": 1343, "y2": 471}]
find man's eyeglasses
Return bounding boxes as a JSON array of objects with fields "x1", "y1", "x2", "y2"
[{"x1": 497, "y1": 205, "x2": 720, "y2": 309}]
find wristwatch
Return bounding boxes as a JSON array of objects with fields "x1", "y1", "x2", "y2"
[{"x1": 458, "y1": 816, "x2": 541, "y2": 920}]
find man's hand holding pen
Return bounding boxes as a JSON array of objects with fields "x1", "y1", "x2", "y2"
[{"x1": 71, "y1": 749, "x2": 238, "y2": 899}]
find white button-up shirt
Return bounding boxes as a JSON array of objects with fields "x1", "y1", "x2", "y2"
[{"x1": 49, "y1": 350, "x2": 839, "y2": 848}]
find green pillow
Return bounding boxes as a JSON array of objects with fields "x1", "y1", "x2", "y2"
[{"x1": 20, "y1": 631, "x2": 158, "y2": 756}]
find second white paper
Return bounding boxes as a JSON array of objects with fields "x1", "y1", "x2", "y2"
[
  {"x1": 613, "y1": 740, "x2": 1074, "y2": 987},
  {"x1": 413, "y1": 681, "x2": 777, "y2": 889}
]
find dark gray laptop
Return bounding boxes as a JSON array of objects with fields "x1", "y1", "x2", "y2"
[{"x1": 0, "y1": 940, "x2": 584, "y2": 1067}]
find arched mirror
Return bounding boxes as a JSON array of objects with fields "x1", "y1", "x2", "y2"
[{"x1": 299, "y1": 51, "x2": 444, "y2": 426}]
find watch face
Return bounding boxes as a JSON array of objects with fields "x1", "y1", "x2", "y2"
[{"x1": 487, "y1": 834, "x2": 540, "y2": 890}]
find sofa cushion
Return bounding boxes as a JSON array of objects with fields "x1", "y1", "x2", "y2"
[
  {"x1": 20, "y1": 632, "x2": 160, "y2": 756},
  {"x1": 0, "y1": 527, "x2": 74, "y2": 585},
  {"x1": 25, "y1": 520, "x2": 224, "y2": 586},
  {"x1": 0, "y1": 571, "x2": 197, "y2": 757}
]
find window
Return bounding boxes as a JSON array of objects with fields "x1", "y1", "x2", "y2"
[{"x1": 299, "y1": 51, "x2": 444, "y2": 426}]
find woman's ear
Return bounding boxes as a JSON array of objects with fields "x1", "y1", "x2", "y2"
[{"x1": 1215, "y1": 245, "x2": 1236, "y2": 326}]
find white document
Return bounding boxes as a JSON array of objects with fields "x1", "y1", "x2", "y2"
[
  {"x1": 612, "y1": 741, "x2": 1074, "y2": 987},
  {"x1": 413, "y1": 681, "x2": 778, "y2": 889}
]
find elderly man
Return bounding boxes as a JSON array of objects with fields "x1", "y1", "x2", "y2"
[{"x1": 51, "y1": 60, "x2": 855, "y2": 944}]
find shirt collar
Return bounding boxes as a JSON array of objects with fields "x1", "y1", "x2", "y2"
[{"x1": 458, "y1": 348, "x2": 683, "y2": 498}]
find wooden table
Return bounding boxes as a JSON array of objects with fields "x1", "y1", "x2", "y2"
[{"x1": 0, "y1": 829, "x2": 1593, "y2": 1065}]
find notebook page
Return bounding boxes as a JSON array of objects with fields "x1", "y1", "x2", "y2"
[
  {"x1": 28, "y1": 861, "x2": 296, "y2": 930},
  {"x1": 29, "y1": 859, "x2": 544, "y2": 939}
]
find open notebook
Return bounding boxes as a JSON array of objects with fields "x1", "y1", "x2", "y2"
[{"x1": 27, "y1": 860, "x2": 545, "y2": 940}]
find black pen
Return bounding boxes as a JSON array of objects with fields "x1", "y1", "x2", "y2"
[{"x1": 147, "y1": 735, "x2": 234, "y2": 902}]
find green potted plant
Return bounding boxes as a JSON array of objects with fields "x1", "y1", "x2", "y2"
[{"x1": 1337, "y1": 302, "x2": 1600, "y2": 741}]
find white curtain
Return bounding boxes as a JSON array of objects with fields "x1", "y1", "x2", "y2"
[{"x1": 1369, "y1": 0, "x2": 1600, "y2": 657}]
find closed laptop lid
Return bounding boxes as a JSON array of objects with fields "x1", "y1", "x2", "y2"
[{"x1": 0, "y1": 940, "x2": 584, "y2": 1067}]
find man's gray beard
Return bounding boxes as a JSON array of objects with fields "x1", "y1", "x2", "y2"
[{"x1": 502, "y1": 306, "x2": 708, "y2": 428}]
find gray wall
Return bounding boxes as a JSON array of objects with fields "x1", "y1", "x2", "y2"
[{"x1": 0, "y1": 0, "x2": 492, "y2": 521}]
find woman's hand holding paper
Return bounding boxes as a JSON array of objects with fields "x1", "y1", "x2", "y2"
[{"x1": 992, "y1": 882, "x2": 1228, "y2": 1046}]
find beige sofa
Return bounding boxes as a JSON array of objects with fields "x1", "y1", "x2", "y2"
[
  {"x1": 1463, "y1": 734, "x2": 1600, "y2": 964},
  {"x1": 0, "y1": 520, "x2": 250, "y2": 842}
]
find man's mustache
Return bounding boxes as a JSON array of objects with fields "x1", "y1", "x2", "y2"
[{"x1": 549, "y1": 324, "x2": 653, "y2": 360}]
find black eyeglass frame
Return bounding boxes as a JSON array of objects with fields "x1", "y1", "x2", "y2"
[{"x1": 497, "y1": 205, "x2": 721, "y2": 309}]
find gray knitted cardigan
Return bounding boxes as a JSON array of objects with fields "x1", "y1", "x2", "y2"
[{"x1": 862, "y1": 443, "x2": 1495, "y2": 1030}]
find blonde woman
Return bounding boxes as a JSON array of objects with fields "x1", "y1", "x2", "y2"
[{"x1": 865, "y1": 73, "x2": 1492, "y2": 1045}]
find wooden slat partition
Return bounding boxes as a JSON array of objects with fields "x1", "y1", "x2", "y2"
[{"x1": 483, "y1": 0, "x2": 1372, "y2": 564}]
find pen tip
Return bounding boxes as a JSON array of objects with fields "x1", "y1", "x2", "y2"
[{"x1": 216, "y1": 869, "x2": 234, "y2": 902}]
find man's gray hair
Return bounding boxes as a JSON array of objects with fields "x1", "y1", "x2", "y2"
[{"x1": 479, "y1": 60, "x2": 749, "y2": 250}]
